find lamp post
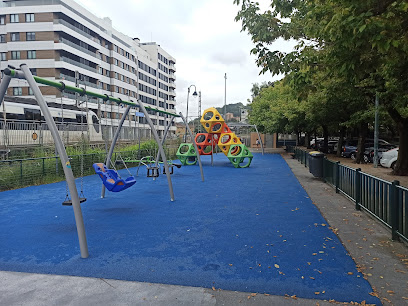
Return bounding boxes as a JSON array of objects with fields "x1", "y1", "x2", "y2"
[{"x1": 185, "y1": 84, "x2": 198, "y2": 141}]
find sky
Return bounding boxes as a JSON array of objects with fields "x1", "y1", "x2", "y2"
[{"x1": 76, "y1": 0, "x2": 293, "y2": 119}]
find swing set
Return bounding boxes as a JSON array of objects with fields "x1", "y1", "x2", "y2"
[{"x1": 0, "y1": 64, "x2": 204, "y2": 258}]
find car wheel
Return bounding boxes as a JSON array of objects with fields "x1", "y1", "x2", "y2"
[
  {"x1": 350, "y1": 153, "x2": 356, "y2": 160},
  {"x1": 391, "y1": 161, "x2": 396, "y2": 170}
]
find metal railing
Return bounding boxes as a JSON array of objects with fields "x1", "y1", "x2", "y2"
[
  {"x1": 0, "y1": 148, "x2": 175, "y2": 192},
  {"x1": 58, "y1": 38, "x2": 96, "y2": 57},
  {"x1": 60, "y1": 57, "x2": 97, "y2": 73},
  {"x1": 290, "y1": 146, "x2": 408, "y2": 243}
]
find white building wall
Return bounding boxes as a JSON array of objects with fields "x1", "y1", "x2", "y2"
[{"x1": 0, "y1": 0, "x2": 176, "y2": 136}]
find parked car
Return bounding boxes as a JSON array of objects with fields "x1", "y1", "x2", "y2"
[
  {"x1": 363, "y1": 144, "x2": 397, "y2": 163},
  {"x1": 341, "y1": 140, "x2": 359, "y2": 158},
  {"x1": 317, "y1": 140, "x2": 338, "y2": 153},
  {"x1": 341, "y1": 139, "x2": 390, "y2": 159},
  {"x1": 380, "y1": 147, "x2": 399, "y2": 169},
  {"x1": 310, "y1": 138, "x2": 324, "y2": 148}
]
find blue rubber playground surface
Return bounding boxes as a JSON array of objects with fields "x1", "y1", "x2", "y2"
[{"x1": 0, "y1": 154, "x2": 379, "y2": 304}]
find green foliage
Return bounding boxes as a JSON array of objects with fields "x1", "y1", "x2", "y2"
[
  {"x1": 235, "y1": 0, "x2": 408, "y2": 174},
  {"x1": 214, "y1": 102, "x2": 246, "y2": 118}
]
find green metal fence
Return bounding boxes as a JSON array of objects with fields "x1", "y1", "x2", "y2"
[
  {"x1": 0, "y1": 149, "x2": 153, "y2": 191},
  {"x1": 291, "y1": 146, "x2": 408, "y2": 243}
]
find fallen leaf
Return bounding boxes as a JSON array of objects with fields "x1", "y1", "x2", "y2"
[
  {"x1": 251, "y1": 293, "x2": 257, "y2": 297},
  {"x1": 274, "y1": 264, "x2": 280, "y2": 269},
  {"x1": 212, "y1": 286, "x2": 216, "y2": 291},
  {"x1": 348, "y1": 272, "x2": 354, "y2": 275},
  {"x1": 291, "y1": 295, "x2": 298, "y2": 300},
  {"x1": 315, "y1": 292, "x2": 320, "y2": 295}
]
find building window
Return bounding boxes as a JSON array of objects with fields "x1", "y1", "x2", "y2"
[
  {"x1": 13, "y1": 87, "x2": 23, "y2": 96},
  {"x1": 11, "y1": 51, "x2": 21, "y2": 59},
  {"x1": 25, "y1": 13, "x2": 35, "y2": 22},
  {"x1": 11, "y1": 33, "x2": 20, "y2": 41},
  {"x1": 30, "y1": 68, "x2": 37, "y2": 76},
  {"x1": 28, "y1": 87, "x2": 34, "y2": 95},
  {"x1": 10, "y1": 14, "x2": 19, "y2": 23},
  {"x1": 0, "y1": 15, "x2": 5, "y2": 25},
  {"x1": 26, "y1": 32, "x2": 35, "y2": 41},
  {"x1": 0, "y1": 34, "x2": 5, "y2": 43},
  {"x1": 27, "y1": 50, "x2": 36, "y2": 59},
  {"x1": 0, "y1": 52, "x2": 6, "y2": 61}
]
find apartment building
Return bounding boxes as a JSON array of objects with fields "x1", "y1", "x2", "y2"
[{"x1": 0, "y1": 0, "x2": 177, "y2": 137}]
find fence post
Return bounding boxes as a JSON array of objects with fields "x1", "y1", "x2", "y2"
[
  {"x1": 20, "y1": 160, "x2": 23, "y2": 185},
  {"x1": 355, "y1": 168, "x2": 361, "y2": 211},
  {"x1": 304, "y1": 151, "x2": 307, "y2": 167},
  {"x1": 390, "y1": 180, "x2": 400, "y2": 241},
  {"x1": 335, "y1": 161, "x2": 340, "y2": 193},
  {"x1": 42, "y1": 158, "x2": 45, "y2": 176}
]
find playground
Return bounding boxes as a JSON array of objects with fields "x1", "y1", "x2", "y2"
[{"x1": 0, "y1": 153, "x2": 381, "y2": 305}]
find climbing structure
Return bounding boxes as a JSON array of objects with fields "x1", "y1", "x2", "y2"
[{"x1": 177, "y1": 107, "x2": 253, "y2": 168}]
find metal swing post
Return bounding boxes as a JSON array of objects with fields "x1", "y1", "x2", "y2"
[
  {"x1": 138, "y1": 100, "x2": 175, "y2": 201},
  {"x1": 101, "y1": 104, "x2": 132, "y2": 198},
  {"x1": 154, "y1": 116, "x2": 175, "y2": 172},
  {"x1": 179, "y1": 112, "x2": 204, "y2": 182},
  {"x1": 19, "y1": 64, "x2": 89, "y2": 258}
]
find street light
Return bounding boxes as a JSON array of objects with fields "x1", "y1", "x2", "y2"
[{"x1": 185, "y1": 84, "x2": 198, "y2": 141}]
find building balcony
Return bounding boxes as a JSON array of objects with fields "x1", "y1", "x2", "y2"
[
  {"x1": 59, "y1": 74, "x2": 99, "y2": 89},
  {"x1": 59, "y1": 56, "x2": 97, "y2": 74},
  {"x1": 54, "y1": 19, "x2": 93, "y2": 40},
  {"x1": 58, "y1": 38, "x2": 96, "y2": 58}
]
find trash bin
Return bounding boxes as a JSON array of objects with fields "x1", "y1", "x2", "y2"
[{"x1": 309, "y1": 151, "x2": 324, "y2": 177}]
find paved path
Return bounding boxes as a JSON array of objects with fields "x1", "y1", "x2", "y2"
[
  {"x1": 283, "y1": 153, "x2": 408, "y2": 305},
  {"x1": 1, "y1": 151, "x2": 406, "y2": 305}
]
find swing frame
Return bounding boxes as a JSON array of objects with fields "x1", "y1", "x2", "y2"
[{"x1": 0, "y1": 64, "x2": 205, "y2": 259}]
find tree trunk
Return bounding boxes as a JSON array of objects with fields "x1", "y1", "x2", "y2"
[
  {"x1": 305, "y1": 133, "x2": 311, "y2": 149},
  {"x1": 322, "y1": 125, "x2": 329, "y2": 153},
  {"x1": 296, "y1": 130, "x2": 300, "y2": 146},
  {"x1": 356, "y1": 123, "x2": 368, "y2": 164},
  {"x1": 337, "y1": 126, "x2": 346, "y2": 157},
  {"x1": 393, "y1": 118, "x2": 408, "y2": 176}
]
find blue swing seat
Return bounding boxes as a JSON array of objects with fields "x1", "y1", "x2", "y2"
[{"x1": 93, "y1": 163, "x2": 136, "y2": 192}]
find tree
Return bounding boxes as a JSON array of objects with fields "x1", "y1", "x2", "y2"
[{"x1": 234, "y1": 0, "x2": 408, "y2": 175}]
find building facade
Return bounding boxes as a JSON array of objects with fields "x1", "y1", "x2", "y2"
[{"x1": 0, "y1": 0, "x2": 177, "y2": 138}]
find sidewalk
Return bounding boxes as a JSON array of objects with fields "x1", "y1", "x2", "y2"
[
  {"x1": 283, "y1": 153, "x2": 407, "y2": 305},
  {"x1": 0, "y1": 152, "x2": 406, "y2": 305}
]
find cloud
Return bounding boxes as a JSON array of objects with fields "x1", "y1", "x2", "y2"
[
  {"x1": 75, "y1": 0, "x2": 288, "y2": 117},
  {"x1": 210, "y1": 50, "x2": 247, "y2": 66}
]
